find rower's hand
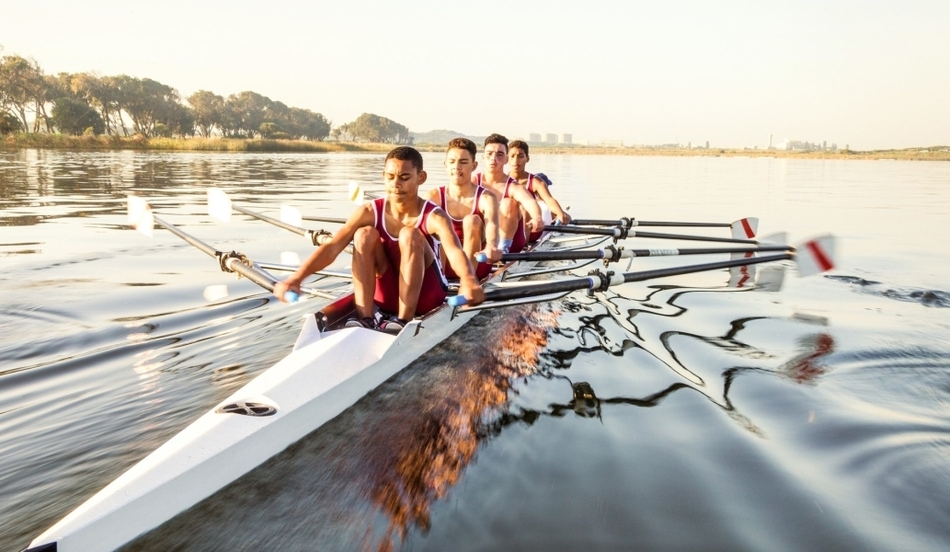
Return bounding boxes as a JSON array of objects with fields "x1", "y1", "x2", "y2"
[
  {"x1": 527, "y1": 218, "x2": 545, "y2": 233},
  {"x1": 479, "y1": 244, "x2": 503, "y2": 263},
  {"x1": 557, "y1": 211, "x2": 572, "y2": 224},
  {"x1": 459, "y1": 279, "x2": 485, "y2": 306},
  {"x1": 273, "y1": 279, "x2": 302, "y2": 303}
]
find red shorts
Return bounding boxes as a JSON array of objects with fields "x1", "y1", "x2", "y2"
[
  {"x1": 509, "y1": 218, "x2": 527, "y2": 254},
  {"x1": 374, "y1": 263, "x2": 447, "y2": 316},
  {"x1": 528, "y1": 230, "x2": 543, "y2": 243}
]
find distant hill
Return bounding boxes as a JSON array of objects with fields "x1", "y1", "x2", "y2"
[{"x1": 411, "y1": 129, "x2": 485, "y2": 146}]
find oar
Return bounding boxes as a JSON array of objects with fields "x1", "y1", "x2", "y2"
[
  {"x1": 129, "y1": 196, "x2": 333, "y2": 302},
  {"x1": 449, "y1": 235, "x2": 835, "y2": 307},
  {"x1": 547, "y1": 224, "x2": 760, "y2": 244},
  {"x1": 208, "y1": 189, "x2": 333, "y2": 247},
  {"x1": 568, "y1": 217, "x2": 758, "y2": 238},
  {"x1": 477, "y1": 242, "x2": 791, "y2": 264}
]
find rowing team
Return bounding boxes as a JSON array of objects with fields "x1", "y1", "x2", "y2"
[{"x1": 273, "y1": 134, "x2": 570, "y2": 333}]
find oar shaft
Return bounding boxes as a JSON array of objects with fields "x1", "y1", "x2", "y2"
[
  {"x1": 548, "y1": 225, "x2": 758, "y2": 244},
  {"x1": 234, "y1": 206, "x2": 331, "y2": 246},
  {"x1": 454, "y1": 252, "x2": 792, "y2": 306},
  {"x1": 570, "y1": 218, "x2": 731, "y2": 228},
  {"x1": 301, "y1": 215, "x2": 348, "y2": 224},
  {"x1": 497, "y1": 244, "x2": 791, "y2": 263}
]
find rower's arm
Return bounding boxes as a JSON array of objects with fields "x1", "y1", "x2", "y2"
[
  {"x1": 477, "y1": 192, "x2": 503, "y2": 262},
  {"x1": 533, "y1": 180, "x2": 571, "y2": 223},
  {"x1": 510, "y1": 183, "x2": 545, "y2": 232},
  {"x1": 274, "y1": 204, "x2": 373, "y2": 302},
  {"x1": 427, "y1": 211, "x2": 484, "y2": 306}
]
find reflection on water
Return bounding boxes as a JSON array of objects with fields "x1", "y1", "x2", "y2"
[{"x1": 2, "y1": 150, "x2": 950, "y2": 551}]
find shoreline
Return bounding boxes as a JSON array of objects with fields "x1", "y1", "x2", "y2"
[{"x1": 2, "y1": 134, "x2": 948, "y2": 161}]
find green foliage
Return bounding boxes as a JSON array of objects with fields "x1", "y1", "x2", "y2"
[
  {"x1": 51, "y1": 96, "x2": 105, "y2": 135},
  {"x1": 343, "y1": 113, "x2": 410, "y2": 144},
  {"x1": 0, "y1": 111, "x2": 22, "y2": 134}
]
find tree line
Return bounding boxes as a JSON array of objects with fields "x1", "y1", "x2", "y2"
[{"x1": 0, "y1": 54, "x2": 411, "y2": 144}]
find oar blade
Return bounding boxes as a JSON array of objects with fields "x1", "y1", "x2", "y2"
[
  {"x1": 280, "y1": 205, "x2": 303, "y2": 227},
  {"x1": 281, "y1": 251, "x2": 302, "y2": 266},
  {"x1": 758, "y1": 232, "x2": 787, "y2": 246},
  {"x1": 127, "y1": 195, "x2": 154, "y2": 237},
  {"x1": 731, "y1": 217, "x2": 758, "y2": 240},
  {"x1": 202, "y1": 284, "x2": 230, "y2": 302},
  {"x1": 796, "y1": 235, "x2": 836, "y2": 277},
  {"x1": 207, "y1": 188, "x2": 232, "y2": 223},
  {"x1": 755, "y1": 264, "x2": 787, "y2": 292},
  {"x1": 348, "y1": 181, "x2": 366, "y2": 205}
]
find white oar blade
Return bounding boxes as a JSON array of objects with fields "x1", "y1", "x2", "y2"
[
  {"x1": 796, "y1": 235, "x2": 836, "y2": 277},
  {"x1": 348, "y1": 181, "x2": 366, "y2": 205},
  {"x1": 755, "y1": 265, "x2": 787, "y2": 292},
  {"x1": 202, "y1": 284, "x2": 230, "y2": 302},
  {"x1": 207, "y1": 188, "x2": 232, "y2": 222},
  {"x1": 758, "y1": 232, "x2": 787, "y2": 246},
  {"x1": 728, "y1": 249, "x2": 757, "y2": 288},
  {"x1": 731, "y1": 217, "x2": 758, "y2": 240},
  {"x1": 281, "y1": 251, "x2": 302, "y2": 266},
  {"x1": 127, "y1": 195, "x2": 154, "y2": 237},
  {"x1": 280, "y1": 205, "x2": 303, "y2": 227}
]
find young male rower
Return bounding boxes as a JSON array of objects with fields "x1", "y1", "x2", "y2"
[
  {"x1": 507, "y1": 140, "x2": 571, "y2": 242},
  {"x1": 472, "y1": 133, "x2": 544, "y2": 253},
  {"x1": 274, "y1": 146, "x2": 484, "y2": 332},
  {"x1": 426, "y1": 137, "x2": 502, "y2": 279}
]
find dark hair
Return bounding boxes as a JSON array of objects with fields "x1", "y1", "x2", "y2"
[
  {"x1": 484, "y1": 133, "x2": 509, "y2": 151},
  {"x1": 385, "y1": 146, "x2": 424, "y2": 171},
  {"x1": 447, "y1": 137, "x2": 477, "y2": 159},
  {"x1": 509, "y1": 140, "x2": 529, "y2": 155}
]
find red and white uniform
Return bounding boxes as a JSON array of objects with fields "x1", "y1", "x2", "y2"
[
  {"x1": 523, "y1": 173, "x2": 553, "y2": 243},
  {"x1": 436, "y1": 185, "x2": 493, "y2": 279},
  {"x1": 475, "y1": 173, "x2": 527, "y2": 254},
  {"x1": 371, "y1": 197, "x2": 448, "y2": 316}
]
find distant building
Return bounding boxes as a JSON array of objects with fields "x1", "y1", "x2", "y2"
[
  {"x1": 529, "y1": 133, "x2": 542, "y2": 143},
  {"x1": 545, "y1": 133, "x2": 557, "y2": 144},
  {"x1": 705, "y1": 141, "x2": 709, "y2": 149},
  {"x1": 560, "y1": 133, "x2": 572, "y2": 145}
]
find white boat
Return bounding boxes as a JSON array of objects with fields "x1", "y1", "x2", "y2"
[{"x1": 24, "y1": 232, "x2": 590, "y2": 552}]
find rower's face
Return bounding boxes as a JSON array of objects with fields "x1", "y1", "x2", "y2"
[
  {"x1": 484, "y1": 144, "x2": 507, "y2": 171},
  {"x1": 445, "y1": 148, "x2": 477, "y2": 184},
  {"x1": 383, "y1": 158, "x2": 426, "y2": 199},
  {"x1": 508, "y1": 147, "x2": 529, "y2": 172}
]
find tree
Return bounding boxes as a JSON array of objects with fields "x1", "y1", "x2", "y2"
[
  {"x1": 225, "y1": 91, "x2": 271, "y2": 138},
  {"x1": 0, "y1": 111, "x2": 21, "y2": 134},
  {"x1": 187, "y1": 89, "x2": 224, "y2": 137},
  {"x1": 344, "y1": 113, "x2": 411, "y2": 144},
  {"x1": 114, "y1": 75, "x2": 182, "y2": 137},
  {"x1": 0, "y1": 55, "x2": 46, "y2": 132},
  {"x1": 51, "y1": 96, "x2": 105, "y2": 135}
]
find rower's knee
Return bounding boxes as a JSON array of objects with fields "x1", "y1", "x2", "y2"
[
  {"x1": 397, "y1": 225, "x2": 424, "y2": 249},
  {"x1": 499, "y1": 197, "x2": 517, "y2": 218},
  {"x1": 353, "y1": 226, "x2": 379, "y2": 250}
]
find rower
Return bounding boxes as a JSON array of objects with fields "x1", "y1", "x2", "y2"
[
  {"x1": 507, "y1": 139, "x2": 571, "y2": 243},
  {"x1": 274, "y1": 146, "x2": 484, "y2": 332},
  {"x1": 426, "y1": 137, "x2": 502, "y2": 279},
  {"x1": 472, "y1": 133, "x2": 544, "y2": 253}
]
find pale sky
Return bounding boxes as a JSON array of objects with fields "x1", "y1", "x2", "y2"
[{"x1": 2, "y1": 0, "x2": 947, "y2": 149}]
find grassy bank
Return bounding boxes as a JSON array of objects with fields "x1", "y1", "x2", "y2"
[
  {"x1": 0, "y1": 133, "x2": 394, "y2": 153},
  {"x1": 3, "y1": 133, "x2": 948, "y2": 161}
]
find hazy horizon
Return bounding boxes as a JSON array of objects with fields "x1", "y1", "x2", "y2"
[{"x1": 2, "y1": 1, "x2": 947, "y2": 150}]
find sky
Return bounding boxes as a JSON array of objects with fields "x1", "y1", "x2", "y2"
[{"x1": 2, "y1": 0, "x2": 948, "y2": 150}]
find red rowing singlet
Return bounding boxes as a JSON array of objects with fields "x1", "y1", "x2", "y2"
[
  {"x1": 436, "y1": 185, "x2": 492, "y2": 279},
  {"x1": 371, "y1": 197, "x2": 448, "y2": 316}
]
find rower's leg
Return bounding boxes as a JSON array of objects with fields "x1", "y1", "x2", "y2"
[
  {"x1": 396, "y1": 226, "x2": 433, "y2": 320},
  {"x1": 351, "y1": 226, "x2": 386, "y2": 319},
  {"x1": 497, "y1": 197, "x2": 519, "y2": 242},
  {"x1": 461, "y1": 214, "x2": 484, "y2": 261}
]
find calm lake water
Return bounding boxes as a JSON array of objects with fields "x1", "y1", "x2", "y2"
[{"x1": 1, "y1": 149, "x2": 949, "y2": 551}]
